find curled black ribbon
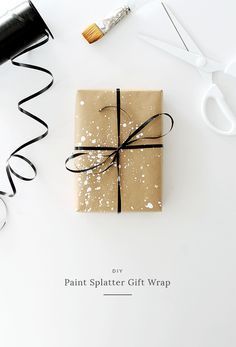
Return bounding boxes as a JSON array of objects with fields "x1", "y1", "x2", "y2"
[
  {"x1": 66, "y1": 89, "x2": 174, "y2": 213},
  {"x1": 0, "y1": 32, "x2": 54, "y2": 230}
]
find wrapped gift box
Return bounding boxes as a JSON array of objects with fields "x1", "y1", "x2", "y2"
[{"x1": 72, "y1": 89, "x2": 168, "y2": 212}]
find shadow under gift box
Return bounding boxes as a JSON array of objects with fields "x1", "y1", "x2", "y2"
[{"x1": 74, "y1": 90, "x2": 163, "y2": 212}]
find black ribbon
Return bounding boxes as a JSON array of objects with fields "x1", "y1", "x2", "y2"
[
  {"x1": 0, "y1": 32, "x2": 54, "y2": 230},
  {"x1": 66, "y1": 89, "x2": 174, "y2": 213}
]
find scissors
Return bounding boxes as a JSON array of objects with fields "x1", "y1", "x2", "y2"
[{"x1": 139, "y1": 2, "x2": 236, "y2": 136}]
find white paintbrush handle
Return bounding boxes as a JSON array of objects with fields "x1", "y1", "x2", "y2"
[
  {"x1": 97, "y1": 0, "x2": 154, "y2": 36},
  {"x1": 97, "y1": 6, "x2": 131, "y2": 34}
]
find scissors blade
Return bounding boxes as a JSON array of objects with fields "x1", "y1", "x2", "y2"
[
  {"x1": 139, "y1": 34, "x2": 200, "y2": 67},
  {"x1": 161, "y1": 2, "x2": 203, "y2": 56}
]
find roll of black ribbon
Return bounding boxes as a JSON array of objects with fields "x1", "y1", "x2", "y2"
[
  {"x1": 0, "y1": 0, "x2": 53, "y2": 65},
  {"x1": 0, "y1": 1, "x2": 54, "y2": 230}
]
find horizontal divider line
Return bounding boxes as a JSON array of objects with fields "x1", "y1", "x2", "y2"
[{"x1": 103, "y1": 293, "x2": 133, "y2": 296}]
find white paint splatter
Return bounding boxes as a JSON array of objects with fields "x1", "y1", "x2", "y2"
[
  {"x1": 145, "y1": 203, "x2": 153, "y2": 209},
  {"x1": 80, "y1": 101, "x2": 85, "y2": 106}
]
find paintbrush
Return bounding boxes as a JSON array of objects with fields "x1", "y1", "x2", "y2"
[{"x1": 82, "y1": 0, "x2": 154, "y2": 44}]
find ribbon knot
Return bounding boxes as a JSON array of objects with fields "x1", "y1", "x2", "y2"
[{"x1": 66, "y1": 89, "x2": 174, "y2": 213}]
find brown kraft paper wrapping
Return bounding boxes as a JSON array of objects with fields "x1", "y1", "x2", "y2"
[{"x1": 74, "y1": 89, "x2": 163, "y2": 212}]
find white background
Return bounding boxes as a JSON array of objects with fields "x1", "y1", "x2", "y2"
[{"x1": 0, "y1": 0, "x2": 236, "y2": 346}]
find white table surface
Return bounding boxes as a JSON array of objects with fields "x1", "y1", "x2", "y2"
[{"x1": 0, "y1": 0, "x2": 236, "y2": 346}]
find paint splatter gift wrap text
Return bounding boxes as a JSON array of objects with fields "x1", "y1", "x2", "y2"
[{"x1": 67, "y1": 89, "x2": 173, "y2": 212}]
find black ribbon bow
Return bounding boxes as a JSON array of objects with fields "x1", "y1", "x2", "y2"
[{"x1": 66, "y1": 89, "x2": 174, "y2": 213}]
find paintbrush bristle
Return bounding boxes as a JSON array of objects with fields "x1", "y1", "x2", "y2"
[{"x1": 82, "y1": 23, "x2": 104, "y2": 44}]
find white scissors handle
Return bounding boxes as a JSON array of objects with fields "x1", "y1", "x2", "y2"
[
  {"x1": 225, "y1": 60, "x2": 236, "y2": 78},
  {"x1": 201, "y1": 84, "x2": 236, "y2": 136}
]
